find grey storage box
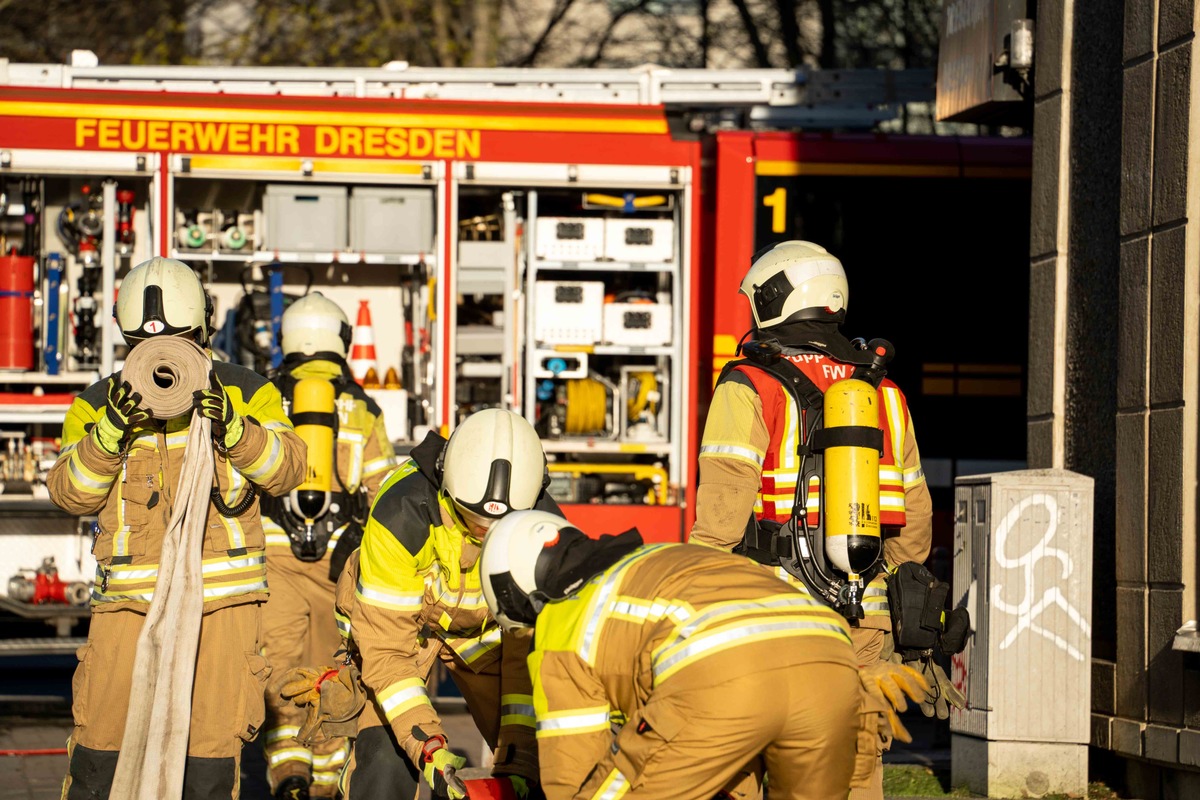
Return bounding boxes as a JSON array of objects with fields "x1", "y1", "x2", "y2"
[
  {"x1": 263, "y1": 184, "x2": 347, "y2": 252},
  {"x1": 351, "y1": 187, "x2": 435, "y2": 254}
]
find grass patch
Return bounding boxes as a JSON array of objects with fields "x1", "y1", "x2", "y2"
[{"x1": 880, "y1": 767, "x2": 1122, "y2": 800}]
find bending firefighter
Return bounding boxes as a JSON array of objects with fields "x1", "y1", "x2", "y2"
[
  {"x1": 259, "y1": 293, "x2": 397, "y2": 799},
  {"x1": 289, "y1": 409, "x2": 555, "y2": 799},
  {"x1": 690, "y1": 241, "x2": 963, "y2": 800},
  {"x1": 479, "y1": 510, "x2": 929, "y2": 800},
  {"x1": 48, "y1": 257, "x2": 306, "y2": 799}
]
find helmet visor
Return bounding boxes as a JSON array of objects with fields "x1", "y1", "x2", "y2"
[{"x1": 454, "y1": 501, "x2": 496, "y2": 538}]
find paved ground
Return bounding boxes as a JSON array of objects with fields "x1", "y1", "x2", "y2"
[{"x1": 0, "y1": 706, "x2": 964, "y2": 800}]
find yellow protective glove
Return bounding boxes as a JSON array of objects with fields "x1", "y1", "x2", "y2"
[
  {"x1": 422, "y1": 741, "x2": 467, "y2": 799},
  {"x1": 277, "y1": 665, "x2": 335, "y2": 708},
  {"x1": 859, "y1": 661, "x2": 929, "y2": 745}
]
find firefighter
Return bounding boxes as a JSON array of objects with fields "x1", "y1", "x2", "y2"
[
  {"x1": 330, "y1": 409, "x2": 553, "y2": 800},
  {"x1": 259, "y1": 293, "x2": 398, "y2": 800},
  {"x1": 478, "y1": 510, "x2": 929, "y2": 800},
  {"x1": 689, "y1": 240, "x2": 949, "y2": 800},
  {"x1": 48, "y1": 257, "x2": 306, "y2": 799}
]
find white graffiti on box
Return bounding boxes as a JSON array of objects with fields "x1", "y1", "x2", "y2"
[{"x1": 991, "y1": 493, "x2": 1091, "y2": 661}]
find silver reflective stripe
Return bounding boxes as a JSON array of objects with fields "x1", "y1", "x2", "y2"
[
  {"x1": 595, "y1": 770, "x2": 629, "y2": 800},
  {"x1": 268, "y1": 748, "x2": 312, "y2": 767},
  {"x1": 68, "y1": 457, "x2": 111, "y2": 490},
  {"x1": 380, "y1": 684, "x2": 428, "y2": 714},
  {"x1": 356, "y1": 579, "x2": 424, "y2": 608},
  {"x1": 580, "y1": 545, "x2": 670, "y2": 663},
  {"x1": 654, "y1": 618, "x2": 849, "y2": 680},
  {"x1": 699, "y1": 444, "x2": 764, "y2": 465},
  {"x1": 501, "y1": 703, "x2": 536, "y2": 719},
  {"x1": 677, "y1": 595, "x2": 822, "y2": 639},
  {"x1": 245, "y1": 433, "x2": 282, "y2": 480},
  {"x1": 202, "y1": 554, "x2": 266, "y2": 574},
  {"x1": 537, "y1": 710, "x2": 610, "y2": 733},
  {"x1": 457, "y1": 626, "x2": 503, "y2": 662}
]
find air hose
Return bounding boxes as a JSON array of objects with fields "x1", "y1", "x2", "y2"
[{"x1": 111, "y1": 337, "x2": 214, "y2": 800}]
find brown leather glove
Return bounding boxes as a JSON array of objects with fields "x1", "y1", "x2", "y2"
[{"x1": 279, "y1": 664, "x2": 365, "y2": 745}]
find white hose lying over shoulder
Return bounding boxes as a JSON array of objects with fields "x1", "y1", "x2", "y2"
[{"x1": 111, "y1": 338, "x2": 213, "y2": 800}]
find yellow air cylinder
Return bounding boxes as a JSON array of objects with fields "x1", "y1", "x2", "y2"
[
  {"x1": 823, "y1": 378, "x2": 882, "y2": 575},
  {"x1": 292, "y1": 377, "x2": 335, "y2": 519}
]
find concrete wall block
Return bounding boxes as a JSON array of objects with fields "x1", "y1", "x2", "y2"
[
  {"x1": 1036, "y1": 0, "x2": 1066, "y2": 98},
  {"x1": 1118, "y1": 236, "x2": 1150, "y2": 408},
  {"x1": 1028, "y1": 257, "x2": 1058, "y2": 417},
  {"x1": 1027, "y1": 418, "x2": 1055, "y2": 469},
  {"x1": 1121, "y1": 62, "x2": 1155, "y2": 236},
  {"x1": 1093, "y1": 714, "x2": 1113, "y2": 749},
  {"x1": 1117, "y1": 586, "x2": 1148, "y2": 719},
  {"x1": 1150, "y1": 225, "x2": 1187, "y2": 405},
  {"x1": 1149, "y1": 589, "x2": 1185, "y2": 725},
  {"x1": 1145, "y1": 724, "x2": 1181, "y2": 763},
  {"x1": 1031, "y1": 101, "x2": 1063, "y2": 260},
  {"x1": 1115, "y1": 412, "x2": 1147, "y2": 584},
  {"x1": 1181, "y1": 730, "x2": 1200, "y2": 768},
  {"x1": 1094, "y1": 659, "x2": 1118, "y2": 715},
  {"x1": 1159, "y1": 0, "x2": 1196, "y2": 47},
  {"x1": 1125, "y1": 0, "x2": 1157, "y2": 60},
  {"x1": 1113, "y1": 717, "x2": 1146, "y2": 756},
  {"x1": 1148, "y1": 409, "x2": 1185, "y2": 584},
  {"x1": 1153, "y1": 45, "x2": 1192, "y2": 227}
]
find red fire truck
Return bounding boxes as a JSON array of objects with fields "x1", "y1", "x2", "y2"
[{"x1": 0, "y1": 59, "x2": 1030, "y2": 566}]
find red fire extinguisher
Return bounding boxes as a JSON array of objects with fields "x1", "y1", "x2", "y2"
[{"x1": 0, "y1": 250, "x2": 35, "y2": 371}]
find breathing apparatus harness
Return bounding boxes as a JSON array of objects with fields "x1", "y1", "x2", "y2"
[
  {"x1": 260, "y1": 353, "x2": 370, "y2": 575},
  {"x1": 724, "y1": 331, "x2": 894, "y2": 620}
]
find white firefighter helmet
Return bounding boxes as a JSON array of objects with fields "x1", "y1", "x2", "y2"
[
  {"x1": 280, "y1": 292, "x2": 352, "y2": 358},
  {"x1": 114, "y1": 257, "x2": 212, "y2": 345},
  {"x1": 740, "y1": 240, "x2": 849, "y2": 329},
  {"x1": 440, "y1": 408, "x2": 547, "y2": 523},
  {"x1": 479, "y1": 510, "x2": 579, "y2": 631}
]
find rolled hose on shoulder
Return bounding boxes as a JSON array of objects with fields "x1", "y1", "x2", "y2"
[{"x1": 121, "y1": 336, "x2": 211, "y2": 420}]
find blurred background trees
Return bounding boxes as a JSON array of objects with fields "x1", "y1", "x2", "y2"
[{"x1": 0, "y1": 0, "x2": 942, "y2": 71}]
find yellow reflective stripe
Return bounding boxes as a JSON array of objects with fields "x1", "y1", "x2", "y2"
[
  {"x1": 67, "y1": 452, "x2": 113, "y2": 493},
  {"x1": 219, "y1": 466, "x2": 247, "y2": 550},
  {"x1": 312, "y1": 747, "x2": 348, "y2": 770},
  {"x1": 878, "y1": 466, "x2": 904, "y2": 483},
  {"x1": 606, "y1": 596, "x2": 692, "y2": 626},
  {"x1": 335, "y1": 611, "x2": 352, "y2": 640},
  {"x1": 881, "y1": 388, "x2": 905, "y2": 467},
  {"x1": 880, "y1": 492, "x2": 905, "y2": 509},
  {"x1": 312, "y1": 773, "x2": 340, "y2": 787},
  {"x1": 500, "y1": 693, "x2": 536, "y2": 727},
  {"x1": 243, "y1": 430, "x2": 283, "y2": 481},
  {"x1": 265, "y1": 532, "x2": 292, "y2": 548},
  {"x1": 699, "y1": 443, "x2": 765, "y2": 467},
  {"x1": 536, "y1": 706, "x2": 611, "y2": 738},
  {"x1": 454, "y1": 626, "x2": 503, "y2": 664},
  {"x1": 652, "y1": 616, "x2": 851, "y2": 685},
  {"x1": 590, "y1": 768, "x2": 630, "y2": 800},
  {"x1": 903, "y1": 465, "x2": 925, "y2": 487},
  {"x1": 579, "y1": 545, "x2": 671, "y2": 664},
  {"x1": 263, "y1": 419, "x2": 293, "y2": 432},
  {"x1": 378, "y1": 677, "x2": 431, "y2": 720},
  {"x1": 268, "y1": 747, "x2": 312, "y2": 767},
  {"x1": 356, "y1": 577, "x2": 425, "y2": 612},
  {"x1": 363, "y1": 455, "x2": 395, "y2": 477},
  {"x1": 265, "y1": 725, "x2": 301, "y2": 744},
  {"x1": 91, "y1": 552, "x2": 267, "y2": 604},
  {"x1": 780, "y1": 392, "x2": 799, "y2": 470}
]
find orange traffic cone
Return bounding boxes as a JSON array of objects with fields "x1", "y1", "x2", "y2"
[{"x1": 349, "y1": 300, "x2": 379, "y2": 384}]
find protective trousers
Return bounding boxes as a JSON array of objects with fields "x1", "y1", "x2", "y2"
[
  {"x1": 604, "y1": 661, "x2": 859, "y2": 800},
  {"x1": 61, "y1": 602, "x2": 268, "y2": 800},
  {"x1": 849, "y1": 627, "x2": 887, "y2": 800},
  {"x1": 262, "y1": 551, "x2": 350, "y2": 797},
  {"x1": 341, "y1": 643, "x2": 507, "y2": 800}
]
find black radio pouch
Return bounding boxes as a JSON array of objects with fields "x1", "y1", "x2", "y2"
[{"x1": 888, "y1": 561, "x2": 969, "y2": 658}]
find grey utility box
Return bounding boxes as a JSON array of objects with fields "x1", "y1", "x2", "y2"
[
  {"x1": 350, "y1": 187, "x2": 435, "y2": 255},
  {"x1": 951, "y1": 469, "x2": 1093, "y2": 799},
  {"x1": 263, "y1": 184, "x2": 347, "y2": 252}
]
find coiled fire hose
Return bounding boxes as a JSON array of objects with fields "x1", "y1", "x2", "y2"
[{"x1": 110, "y1": 338, "x2": 213, "y2": 800}]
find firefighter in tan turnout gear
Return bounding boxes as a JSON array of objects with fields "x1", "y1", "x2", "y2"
[
  {"x1": 48, "y1": 257, "x2": 306, "y2": 799},
  {"x1": 690, "y1": 240, "x2": 959, "y2": 800},
  {"x1": 478, "y1": 510, "x2": 930, "y2": 800},
  {"x1": 259, "y1": 293, "x2": 397, "y2": 799},
  {"x1": 322, "y1": 409, "x2": 556, "y2": 800}
]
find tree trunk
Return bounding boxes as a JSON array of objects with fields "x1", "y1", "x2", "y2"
[
  {"x1": 774, "y1": 0, "x2": 803, "y2": 66},
  {"x1": 730, "y1": 0, "x2": 772, "y2": 68},
  {"x1": 818, "y1": 0, "x2": 837, "y2": 68},
  {"x1": 431, "y1": 0, "x2": 456, "y2": 66}
]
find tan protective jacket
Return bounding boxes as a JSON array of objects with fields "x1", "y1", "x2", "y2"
[
  {"x1": 691, "y1": 352, "x2": 933, "y2": 629},
  {"x1": 262, "y1": 358, "x2": 397, "y2": 555},
  {"x1": 47, "y1": 358, "x2": 306, "y2": 611},
  {"x1": 530, "y1": 543, "x2": 857, "y2": 800},
  {"x1": 335, "y1": 434, "x2": 551, "y2": 779}
]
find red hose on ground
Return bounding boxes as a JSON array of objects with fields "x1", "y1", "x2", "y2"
[{"x1": 0, "y1": 748, "x2": 68, "y2": 756}]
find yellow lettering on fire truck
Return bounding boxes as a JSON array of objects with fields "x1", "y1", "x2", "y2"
[
  {"x1": 314, "y1": 125, "x2": 480, "y2": 158},
  {"x1": 76, "y1": 119, "x2": 304, "y2": 155}
]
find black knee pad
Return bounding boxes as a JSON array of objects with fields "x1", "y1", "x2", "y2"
[
  {"x1": 181, "y1": 755, "x2": 237, "y2": 800},
  {"x1": 65, "y1": 744, "x2": 118, "y2": 800},
  {"x1": 349, "y1": 727, "x2": 419, "y2": 800}
]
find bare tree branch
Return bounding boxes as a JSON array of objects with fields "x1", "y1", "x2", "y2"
[
  {"x1": 430, "y1": 0, "x2": 456, "y2": 66},
  {"x1": 517, "y1": 0, "x2": 579, "y2": 67},
  {"x1": 584, "y1": 0, "x2": 654, "y2": 68}
]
